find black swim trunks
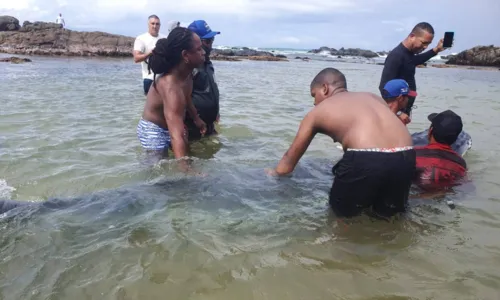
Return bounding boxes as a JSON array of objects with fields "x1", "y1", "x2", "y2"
[{"x1": 329, "y1": 147, "x2": 416, "y2": 218}]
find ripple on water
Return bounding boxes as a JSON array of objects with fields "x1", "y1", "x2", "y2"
[{"x1": 1, "y1": 57, "x2": 500, "y2": 299}]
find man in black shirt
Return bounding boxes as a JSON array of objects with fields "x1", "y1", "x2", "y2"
[
  {"x1": 185, "y1": 20, "x2": 221, "y2": 140},
  {"x1": 379, "y1": 22, "x2": 445, "y2": 124}
]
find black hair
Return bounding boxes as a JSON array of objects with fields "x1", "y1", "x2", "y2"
[
  {"x1": 411, "y1": 22, "x2": 434, "y2": 35},
  {"x1": 310, "y1": 67, "x2": 347, "y2": 90},
  {"x1": 147, "y1": 27, "x2": 196, "y2": 90}
]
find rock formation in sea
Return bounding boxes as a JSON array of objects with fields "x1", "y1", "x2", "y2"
[
  {"x1": 0, "y1": 16, "x2": 21, "y2": 31},
  {"x1": 0, "y1": 18, "x2": 135, "y2": 57},
  {"x1": 210, "y1": 48, "x2": 288, "y2": 61},
  {"x1": 445, "y1": 45, "x2": 500, "y2": 67},
  {"x1": 0, "y1": 16, "x2": 285, "y2": 61},
  {"x1": 0, "y1": 56, "x2": 32, "y2": 63},
  {"x1": 307, "y1": 46, "x2": 379, "y2": 58}
]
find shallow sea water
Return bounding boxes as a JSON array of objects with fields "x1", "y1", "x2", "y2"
[{"x1": 1, "y1": 54, "x2": 500, "y2": 299}]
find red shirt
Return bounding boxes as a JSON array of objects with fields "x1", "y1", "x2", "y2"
[{"x1": 414, "y1": 142, "x2": 467, "y2": 190}]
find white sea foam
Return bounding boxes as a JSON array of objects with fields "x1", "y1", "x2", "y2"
[{"x1": 0, "y1": 179, "x2": 15, "y2": 200}]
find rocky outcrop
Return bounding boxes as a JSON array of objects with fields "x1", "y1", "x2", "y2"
[
  {"x1": 308, "y1": 46, "x2": 379, "y2": 58},
  {"x1": 20, "y1": 21, "x2": 63, "y2": 32},
  {"x1": 0, "y1": 56, "x2": 31, "y2": 63},
  {"x1": 0, "y1": 16, "x2": 20, "y2": 31},
  {"x1": 211, "y1": 48, "x2": 275, "y2": 57},
  {"x1": 445, "y1": 45, "x2": 500, "y2": 67},
  {"x1": 0, "y1": 19, "x2": 135, "y2": 57},
  {"x1": 0, "y1": 16, "x2": 285, "y2": 62},
  {"x1": 210, "y1": 48, "x2": 287, "y2": 62}
]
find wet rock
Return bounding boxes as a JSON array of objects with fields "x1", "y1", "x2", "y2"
[
  {"x1": 247, "y1": 55, "x2": 288, "y2": 61},
  {"x1": 0, "y1": 56, "x2": 32, "y2": 63},
  {"x1": 308, "y1": 46, "x2": 379, "y2": 58},
  {"x1": 210, "y1": 54, "x2": 242, "y2": 61},
  {"x1": 0, "y1": 22, "x2": 135, "y2": 57},
  {"x1": 445, "y1": 45, "x2": 500, "y2": 67},
  {"x1": 308, "y1": 46, "x2": 334, "y2": 54},
  {"x1": 0, "y1": 16, "x2": 20, "y2": 31}
]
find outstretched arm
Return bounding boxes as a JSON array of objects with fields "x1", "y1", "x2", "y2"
[{"x1": 273, "y1": 111, "x2": 317, "y2": 176}]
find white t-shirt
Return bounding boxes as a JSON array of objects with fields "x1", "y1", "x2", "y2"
[
  {"x1": 133, "y1": 32, "x2": 167, "y2": 80},
  {"x1": 56, "y1": 16, "x2": 65, "y2": 26}
]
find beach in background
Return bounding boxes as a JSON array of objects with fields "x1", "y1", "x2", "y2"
[{"x1": 1, "y1": 53, "x2": 500, "y2": 299}]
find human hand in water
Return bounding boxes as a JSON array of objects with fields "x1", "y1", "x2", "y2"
[
  {"x1": 194, "y1": 117, "x2": 207, "y2": 136},
  {"x1": 434, "y1": 38, "x2": 445, "y2": 53},
  {"x1": 398, "y1": 113, "x2": 411, "y2": 125},
  {"x1": 265, "y1": 168, "x2": 278, "y2": 176}
]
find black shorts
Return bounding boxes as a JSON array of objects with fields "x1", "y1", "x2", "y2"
[
  {"x1": 143, "y1": 79, "x2": 153, "y2": 95},
  {"x1": 329, "y1": 148, "x2": 416, "y2": 218}
]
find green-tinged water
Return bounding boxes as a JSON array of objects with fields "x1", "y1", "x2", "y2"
[{"x1": 1, "y1": 54, "x2": 500, "y2": 299}]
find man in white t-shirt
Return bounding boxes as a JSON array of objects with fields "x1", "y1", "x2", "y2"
[
  {"x1": 133, "y1": 15, "x2": 167, "y2": 95},
  {"x1": 55, "y1": 13, "x2": 65, "y2": 28}
]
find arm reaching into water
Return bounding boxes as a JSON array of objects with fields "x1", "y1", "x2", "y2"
[
  {"x1": 163, "y1": 86, "x2": 189, "y2": 160},
  {"x1": 269, "y1": 111, "x2": 318, "y2": 176}
]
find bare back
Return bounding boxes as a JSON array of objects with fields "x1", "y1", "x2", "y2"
[
  {"x1": 313, "y1": 92, "x2": 412, "y2": 149},
  {"x1": 142, "y1": 74, "x2": 192, "y2": 129}
]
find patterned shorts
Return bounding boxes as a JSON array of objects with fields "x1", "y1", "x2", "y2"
[{"x1": 136, "y1": 118, "x2": 171, "y2": 151}]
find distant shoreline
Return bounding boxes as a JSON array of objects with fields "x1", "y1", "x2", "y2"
[{"x1": 0, "y1": 18, "x2": 498, "y2": 68}]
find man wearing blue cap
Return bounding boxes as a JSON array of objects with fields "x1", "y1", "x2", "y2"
[
  {"x1": 184, "y1": 20, "x2": 221, "y2": 140},
  {"x1": 381, "y1": 79, "x2": 418, "y2": 125}
]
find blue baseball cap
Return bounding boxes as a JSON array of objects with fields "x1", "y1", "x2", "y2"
[
  {"x1": 382, "y1": 79, "x2": 417, "y2": 99},
  {"x1": 188, "y1": 20, "x2": 220, "y2": 39}
]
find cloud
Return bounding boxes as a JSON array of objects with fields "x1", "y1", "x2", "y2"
[{"x1": 1, "y1": 0, "x2": 499, "y2": 50}]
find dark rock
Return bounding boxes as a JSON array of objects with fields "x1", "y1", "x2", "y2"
[
  {"x1": 276, "y1": 54, "x2": 287, "y2": 58},
  {"x1": 308, "y1": 46, "x2": 335, "y2": 54},
  {"x1": 20, "y1": 21, "x2": 62, "y2": 32},
  {"x1": 0, "y1": 25, "x2": 135, "y2": 57},
  {"x1": 0, "y1": 16, "x2": 21, "y2": 31},
  {"x1": 0, "y1": 56, "x2": 32, "y2": 63},
  {"x1": 445, "y1": 45, "x2": 500, "y2": 67},
  {"x1": 308, "y1": 46, "x2": 379, "y2": 58},
  {"x1": 211, "y1": 48, "x2": 274, "y2": 57},
  {"x1": 334, "y1": 47, "x2": 379, "y2": 58}
]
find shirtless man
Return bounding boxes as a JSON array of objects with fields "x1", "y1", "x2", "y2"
[
  {"x1": 268, "y1": 68, "x2": 416, "y2": 218},
  {"x1": 136, "y1": 27, "x2": 207, "y2": 167}
]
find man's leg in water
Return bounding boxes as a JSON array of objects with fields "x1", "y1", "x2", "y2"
[
  {"x1": 329, "y1": 151, "x2": 381, "y2": 217},
  {"x1": 373, "y1": 149, "x2": 416, "y2": 217}
]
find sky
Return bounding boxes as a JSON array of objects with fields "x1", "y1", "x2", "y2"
[{"x1": 1, "y1": 0, "x2": 499, "y2": 53}]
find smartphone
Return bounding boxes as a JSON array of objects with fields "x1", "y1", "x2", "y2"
[{"x1": 443, "y1": 32, "x2": 454, "y2": 48}]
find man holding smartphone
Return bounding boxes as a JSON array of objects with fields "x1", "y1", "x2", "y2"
[{"x1": 379, "y1": 22, "x2": 447, "y2": 123}]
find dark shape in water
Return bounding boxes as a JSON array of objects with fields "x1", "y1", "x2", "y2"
[{"x1": 411, "y1": 129, "x2": 472, "y2": 157}]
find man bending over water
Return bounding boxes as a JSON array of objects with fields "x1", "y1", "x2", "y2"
[
  {"x1": 268, "y1": 68, "x2": 416, "y2": 218},
  {"x1": 137, "y1": 27, "x2": 207, "y2": 165}
]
